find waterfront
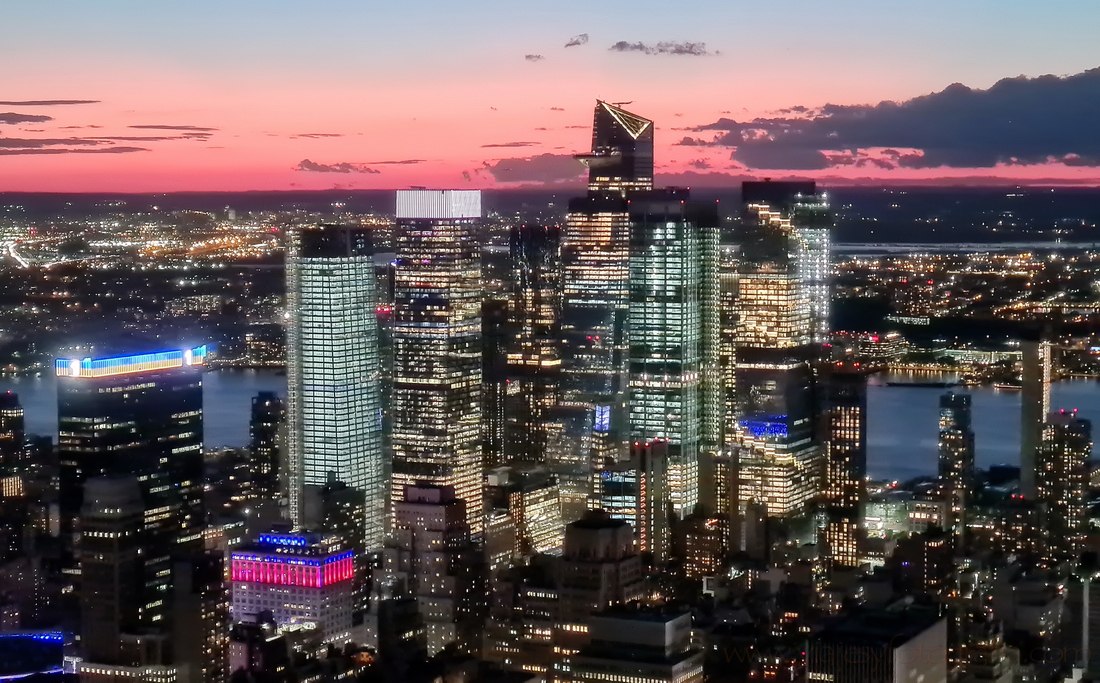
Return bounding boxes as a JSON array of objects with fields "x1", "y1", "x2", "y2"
[{"x1": 3, "y1": 369, "x2": 1099, "y2": 482}]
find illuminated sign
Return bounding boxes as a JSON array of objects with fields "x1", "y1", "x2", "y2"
[
  {"x1": 230, "y1": 551, "x2": 354, "y2": 588},
  {"x1": 55, "y1": 345, "x2": 208, "y2": 378}
]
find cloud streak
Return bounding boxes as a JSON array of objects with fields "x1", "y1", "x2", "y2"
[
  {"x1": 295, "y1": 158, "x2": 380, "y2": 174},
  {"x1": 525, "y1": 54, "x2": 545, "y2": 62},
  {"x1": 480, "y1": 141, "x2": 539, "y2": 148},
  {"x1": 0, "y1": 100, "x2": 98, "y2": 106},
  {"x1": 608, "y1": 41, "x2": 716, "y2": 56},
  {"x1": 0, "y1": 112, "x2": 52, "y2": 124},
  {"x1": 0, "y1": 146, "x2": 147, "y2": 156},
  {"x1": 129, "y1": 124, "x2": 218, "y2": 132}
]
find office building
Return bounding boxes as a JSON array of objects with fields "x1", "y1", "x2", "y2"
[
  {"x1": 248, "y1": 392, "x2": 285, "y2": 505},
  {"x1": 486, "y1": 466, "x2": 564, "y2": 556},
  {"x1": 1036, "y1": 409, "x2": 1091, "y2": 569},
  {"x1": 571, "y1": 607, "x2": 704, "y2": 683},
  {"x1": 173, "y1": 553, "x2": 229, "y2": 683},
  {"x1": 378, "y1": 484, "x2": 485, "y2": 656},
  {"x1": 229, "y1": 530, "x2": 355, "y2": 645},
  {"x1": 285, "y1": 224, "x2": 385, "y2": 552},
  {"x1": 483, "y1": 298, "x2": 511, "y2": 469},
  {"x1": 731, "y1": 182, "x2": 829, "y2": 518},
  {"x1": 627, "y1": 189, "x2": 719, "y2": 517},
  {"x1": 506, "y1": 224, "x2": 561, "y2": 465},
  {"x1": 1020, "y1": 337, "x2": 1053, "y2": 497},
  {"x1": 806, "y1": 607, "x2": 947, "y2": 683},
  {"x1": 391, "y1": 190, "x2": 484, "y2": 536},
  {"x1": 596, "y1": 440, "x2": 668, "y2": 561},
  {"x1": 822, "y1": 364, "x2": 867, "y2": 570},
  {"x1": 0, "y1": 392, "x2": 24, "y2": 468},
  {"x1": 228, "y1": 617, "x2": 292, "y2": 683},
  {"x1": 938, "y1": 391, "x2": 975, "y2": 547},
  {"x1": 576, "y1": 100, "x2": 654, "y2": 193}
]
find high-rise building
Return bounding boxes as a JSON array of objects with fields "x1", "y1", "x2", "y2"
[
  {"x1": 596, "y1": 440, "x2": 668, "y2": 561},
  {"x1": 249, "y1": 392, "x2": 285, "y2": 504},
  {"x1": 576, "y1": 100, "x2": 654, "y2": 193},
  {"x1": 626, "y1": 189, "x2": 719, "y2": 517},
  {"x1": 482, "y1": 298, "x2": 511, "y2": 469},
  {"x1": 731, "y1": 181, "x2": 831, "y2": 519},
  {"x1": 173, "y1": 552, "x2": 229, "y2": 683},
  {"x1": 1036, "y1": 409, "x2": 1091, "y2": 569},
  {"x1": 57, "y1": 345, "x2": 207, "y2": 548},
  {"x1": 486, "y1": 466, "x2": 564, "y2": 556},
  {"x1": 377, "y1": 484, "x2": 485, "y2": 656},
  {"x1": 506, "y1": 224, "x2": 561, "y2": 465},
  {"x1": 0, "y1": 392, "x2": 24, "y2": 469},
  {"x1": 229, "y1": 530, "x2": 356, "y2": 645},
  {"x1": 559, "y1": 102, "x2": 654, "y2": 458},
  {"x1": 1020, "y1": 337, "x2": 1053, "y2": 497},
  {"x1": 822, "y1": 364, "x2": 867, "y2": 570},
  {"x1": 391, "y1": 190, "x2": 484, "y2": 537},
  {"x1": 285, "y1": 224, "x2": 385, "y2": 552},
  {"x1": 938, "y1": 391, "x2": 975, "y2": 547},
  {"x1": 571, "y1": 607, "x2": 704, "y2": 683}
]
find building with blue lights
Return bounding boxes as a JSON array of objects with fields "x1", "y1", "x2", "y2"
[
  {"x1": 56, "y1": 344, "x2": 206, "y2": 639},
  {"x1": 286, "y1": 224, "x2": 385, "y2": 553}
]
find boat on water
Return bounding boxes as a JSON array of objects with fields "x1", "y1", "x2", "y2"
[{"x1": 992, "y1": 382, "x2": 1022, "y2": 391}]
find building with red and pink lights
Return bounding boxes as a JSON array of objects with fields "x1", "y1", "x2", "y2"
[{"x1": 230, "y1": 530, "x2": 355, "y2": 645}]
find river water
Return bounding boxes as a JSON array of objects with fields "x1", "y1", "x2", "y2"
[{"x1": 3, "y1": 369, "x2": 1099, "y2": 481}]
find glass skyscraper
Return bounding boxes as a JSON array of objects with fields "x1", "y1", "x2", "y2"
[
  {"x1": 390, "y1": 189, "x2": 484, "y2": 537},
  {"x1": 626, "y1": 189, "x2": 718, "y2": 517},
  {"x1": 286, "y1": 224, "x2": 385, "y2": 552},
  {"x1": 937, "y1": 391, "x2": 974, "y2": 546},
  {"x1": 823, "y1": 365, "x2": 867, "y2": 569}
]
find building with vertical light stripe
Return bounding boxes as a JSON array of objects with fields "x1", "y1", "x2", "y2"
[
  {"x1": 391, "y1": 190, "x2": 484, "y2": 536},
  {"x1": 938, "y1": 391, "x2": 974, "y2": 548},
  {"x1": 626, "y1": 189, "x2": 719, "y2": 517},
  {"x1": 823, "y1": 364, "x2": 867, "y2": 569},
  {"x1": 285, "y1": 224, "x2": 385, "y2": 553},
  {"x1": 1036, "y1": 409, "x2": 1090, "y2": 569}
]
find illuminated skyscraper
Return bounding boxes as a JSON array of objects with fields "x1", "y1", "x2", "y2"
[
  {"x1": 1020, "y1": 337, "x2": 1053, "y2": 497},
  {"x1": 391, "y1": 190, "x2": 484, "y2": 536},
  {"x1": 627, "y1": 189, "x2": 719, "y2": 517},
  {"x1": 822, "y1": 364, "x2": 867, "y2": 569},
  {"x1": 731, "y1": 196, "x2": 820, "y2": 518},
  {"x1": 937, "y1": 391, "x2": 974, "y2": 547},
  {"x1": 286, "y1": 224, "x2": 384, "y2": 552},
  {"x1": 577, "y1": 100, "x2": 654, "y2": 193},
  {"x1": 560, "y1": 102, "x2": 653, "y2": 463},
  {"x1": 249, "y1": 391, "x2": 285, "y2": 504},
  {"x1": 506, "y1": 224, "x2": 561, "y2": 465},
  {"x1": 1036, "y1": 409, "x2": 1090, "y2": 569},
  {"x1": 0, "y1": 392, "x2": 24, "y2": 469}
]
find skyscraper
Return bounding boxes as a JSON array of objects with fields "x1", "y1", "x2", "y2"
[
  {"x1": 1036, "y1": 409, "x2": 1091, "y2": 569},
  {"x1": 249, "y1": 391, "x2": 285, "y2": 504},
  {"x1": 577, "y1": 100, "x2": 654, "y2": 193},
  {"x1": 286, "y1": 224, "x2": 385, "y2": 552},
  {"x1": 1020, "y1": 337, "x2": 1053, "y2": 497},
  {"x1": 822, "y1": 364, "x2": 867, "y2": 569},
  {"x1": 391, "y1": 190, "x2": 484, "y2": 536},
  {"x1": 626, "y1": 188, "x2": 719, "y2": 517},
  {"x1": 938, "y1": 391, "x2": 975, "y2": 547},
  {"x1": 506, "y1": 224, "x2": 561, "y2": 465},
  {"x1": 57, "y1": 345, "x2": 207, "y2": 549},
  {"x1": 559, "y1": 102, "x2": 653, "y2": 471},
  {"x1": 0, "y1": 392, "x2": 24, "y2": 469}
]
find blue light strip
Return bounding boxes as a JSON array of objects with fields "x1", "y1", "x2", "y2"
[{"x1": 54, "y1": 345, "x2": 208, "y2": 378}]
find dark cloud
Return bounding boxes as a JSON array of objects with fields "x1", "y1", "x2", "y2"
[
  {"x1": 480, "y1": 141, "x2": 539, "y2": 148},
  {"x1": 564, "y1": 33, "x2": 589, "y2": 48},
  {"x1": 0, "y1": 113, "x2": 52, "y2": 124},
  {"x1": 675, "y1": 136, "x2": 711, "y2": 146},
  {"x1": 0, "y1": 137, "x2": 101, "y2": 149},
  {"x1": 689, "y1": 159, "x2": 711, "y2": 170},
  {"x1": 482, "y1": 153, "x2": 584, "y2": 184},
  {"x1": 462, "y1": 170, "x2": 473, "y2": 182},
  {"x1": 59, "y1": 125, "x2": 102, "y2": 129},
  {"x1": 129, "y1": 124, "x2": 218, "y2": 131},
  {"x1": 0, "y1": 146, "x2": 147, "y2": 156},
  {"x1": 549, "y1": 107, "x2": 565, "y2": 112},
  {"x1": 691, "y1": 67, "x2": 1100, "y2": 170},
  {"x1": 608, "y1": 41, "x2": 715, "y2": 56},
  {"x1": 291, "y1": 133, "x2": 344, "y2": 139},
  {"x1": 295, "y1": 159, "x2": 381, "y2": 174},
  {"x1": 525, "y1": 54, "x2": 545, "y2": 62},
  {"x1": 0, "y1": 100, "x2": 98, "y2": 106}
]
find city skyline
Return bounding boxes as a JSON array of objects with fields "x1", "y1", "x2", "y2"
[{"x1": 2, "y1": 1, "x2": 1100, "y2": 192}]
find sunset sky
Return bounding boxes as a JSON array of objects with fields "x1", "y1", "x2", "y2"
[{"x1": 3, "y1": 0, "x2": 1099, "y2": 191}]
